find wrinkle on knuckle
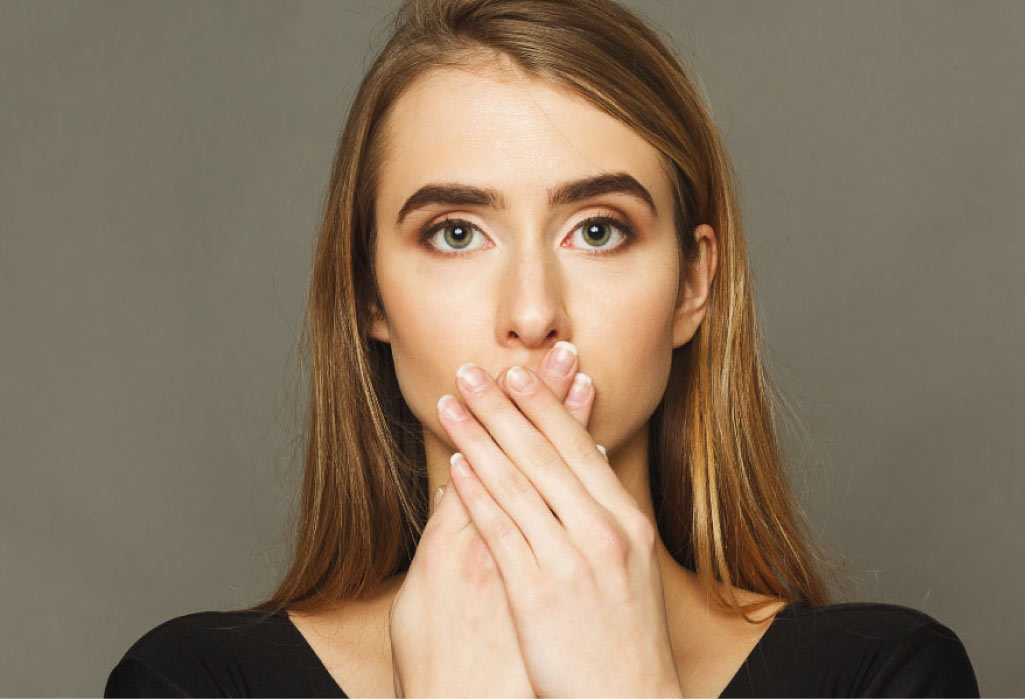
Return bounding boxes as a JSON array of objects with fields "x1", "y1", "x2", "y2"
[
  {"x1": 494, "y1": 464, "x2": 533, "y2": 499},
  {"x1": 480, "y1": 385, "x2": 509, "y2": 412},
  {"x1": 569, "y1": 431, "x2": 599, "y2": 462},
  {"x1": 492, "y1": 513, "x2": 520, "y2": 544},
  {"x1": 524, "y1": 439, "x2": 561, "y2": 474}
]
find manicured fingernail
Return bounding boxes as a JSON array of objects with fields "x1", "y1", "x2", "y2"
[
  {"x1": 596, "y1": 444, "x2": 607, "y2": 457},
  {"x1": 506, "y1": 365, "x2": 534, "y2": 391},
  {"x1": 546, "y1": 341, "x2": 578, "y2": 378},
  {"x1": 456, "y1": 362, "x2": 489, "y2": 392},
  {"x1": 450, "y1": 451, "x2": 472, "y2": 477},
  {"x1": 567, "y1": 372, "x2": 592, "y2": 405},
  {"x1": 434, "y1": 486, "x2": 445, "y2": 506},
  {"x1": 438, "y1": 394, "x2": 468, "y2": 421}
]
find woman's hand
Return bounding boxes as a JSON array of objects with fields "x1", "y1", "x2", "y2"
[
  {"x1": 438, "y1": 354, "x2": 684, "y2": 698},
  {"x1": 388, "y1": 341, "x2": 597, "y2": 698}
]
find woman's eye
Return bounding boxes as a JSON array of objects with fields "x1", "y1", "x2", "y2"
[
  {"x1": 420, "y1": 219, "x2": 488, "y2": 254},
  {"x1": 566, "y1": 216, "x2": 635, "y2": 254},
  {"x1": 419, "y1": 215, "x2": 636, "y2": 256}
]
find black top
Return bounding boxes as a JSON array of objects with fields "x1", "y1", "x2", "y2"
[{"x1": 104, "y1": 600, "x2": 980, "y2": 698}]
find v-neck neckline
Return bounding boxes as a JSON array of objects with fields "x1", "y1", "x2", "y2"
[
  {"x1": 278, "y1": 610, "x2": 351, "y2": 697},
  {"x1": 718, "y1": 600, "x2": 800, "y2": 697},
  {"x1": 276, "y1": 601, "x2": 802, "y2": 698}
]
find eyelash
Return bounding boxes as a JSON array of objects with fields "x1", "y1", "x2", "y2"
[{"x1": 417, "y1": 212, "x2": 637, "y2": 258}]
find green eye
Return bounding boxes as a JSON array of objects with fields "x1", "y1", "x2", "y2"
[
  {"x1": 420, "y1": 218, "x2": 483, "y2": 253},
  {"x1": 419, "y1": 213, "x2": 636, "y2": 257},
  {"x1": 568, "y1": 215, "x2": 635, "y2": 253},
  {"x1": 440, "y1": 222, "x2": 473, "y2": 249},
  {"x1": 581, "y1": 221, "x2": 613, "y2": 248}
]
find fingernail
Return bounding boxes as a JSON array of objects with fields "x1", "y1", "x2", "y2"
[
  {"x1": 434, "y1": 486, "x2": 445, "y2": 506},
  {"x1": 567, "y1": 372, "x2": 592, "y2": 405},
  {"x1": 450, "y1": 451, "x2": 472, "y2": 478},
  {"x1": 506, "y1": 365, "x2": 534, "y2": 391},
  {"x1": 438, "y1": 394, "x2": 469, "y2": 421},
  {"x1": 596, "y1": 444, "x2": 607, "y2": 458},
  {"x1": 546, "y1": 341, "x2": 577, "y2": 378},
  {"x1": 456, "y1": 362, "x2": 489, "y2": 392}
]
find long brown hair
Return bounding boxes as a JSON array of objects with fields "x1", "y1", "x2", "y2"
[{"x1": 235, "y1": 0, "x2": 853, "y2": 625}]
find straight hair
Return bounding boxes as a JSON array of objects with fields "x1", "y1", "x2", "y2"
[{"x1": 234, "y1": 0, "x2": 853, "y2": 625}]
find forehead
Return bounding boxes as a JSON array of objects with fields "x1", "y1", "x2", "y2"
[{"x1": 375, "y1": 65, "x2": 670, "y2": 217}]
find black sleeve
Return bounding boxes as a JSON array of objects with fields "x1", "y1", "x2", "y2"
[
  {"x1": 102, "y1": 612, "x2": 245, "y2": 698},
  {"x1": 104, "y1": 656, "x2": 192, "y2": 698},
  {"x1": 102, "y1": 610, "x2": 347, "y2": 698},
  {"x1": 861, "y1": 618, "x2": 981, "y2": 697}
]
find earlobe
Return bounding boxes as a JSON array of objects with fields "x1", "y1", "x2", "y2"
[
  {"x1": 671, "y1": 224, "x2": 719, "y2": 349},
  {"x1": 368, "y1": 302, "x2": 392, "y2": 343}
]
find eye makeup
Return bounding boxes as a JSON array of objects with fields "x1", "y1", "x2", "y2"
[{"x1": 416, "y1": 209, "x2": 639, "y2": 258}]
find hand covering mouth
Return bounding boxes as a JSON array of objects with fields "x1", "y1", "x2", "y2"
[{"x1": 496, "y1": 362, "x2": 544, "y2": 390}]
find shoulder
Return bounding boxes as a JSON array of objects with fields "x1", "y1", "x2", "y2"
[
  {"x1": 731, "y1": 601, "x2": 980, "y2": 697},
  {"x1": 104, "y1": 609, "x2": 333, "y2": 698},
  {"x1": 117, "y1": 609, "x2": 292, "y2": 653}
]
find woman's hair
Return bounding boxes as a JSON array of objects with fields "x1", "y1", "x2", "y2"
[{"x1": 235, "y1": 0, "x2": 854, "y2": 625}]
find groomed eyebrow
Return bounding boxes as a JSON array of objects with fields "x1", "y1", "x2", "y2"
[{"x1": 394, "y1": 171, "x2": 658, "y2": 227}]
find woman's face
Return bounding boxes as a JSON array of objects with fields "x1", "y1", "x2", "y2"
[{"x1": 369, "y1": 63, "x2": 708, "y2": 467}]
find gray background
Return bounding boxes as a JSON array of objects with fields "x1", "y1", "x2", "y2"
[{"x1": 1, "y1": 0, "x2": 1021, "y2": 696}]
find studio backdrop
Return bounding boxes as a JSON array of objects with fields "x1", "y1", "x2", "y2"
[{"x1": 0, "y1": 0, "x2": 1021, "y2": 695}]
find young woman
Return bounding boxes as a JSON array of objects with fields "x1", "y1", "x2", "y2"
[{"x1": 105, "y1": 0, "x2": 979, "y2": 697}]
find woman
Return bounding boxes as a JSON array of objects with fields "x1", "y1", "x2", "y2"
[{"x1": 105, "y1": 0, "x2": 980, "y2": 697}]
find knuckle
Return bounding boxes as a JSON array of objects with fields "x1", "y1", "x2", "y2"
[
  {"x1": 622, "y1": 511, "x2": 657, "y2": 550},
  {"x1": 494, "y1": 464, "x2": 533, "y2": 499},
  {"x1": 591, "y1": 521, "x2": 630, "y2": 566},
  {"x1": 491, "y1": 512, "x2": 520, "y2": 544},
  {"x1": 523, "y1": 438, "x2": 562, "y2": 473},
  {"x1": 569, "y1": 432, "x2": 600, "y2": 461},
  {"x1": 479, "y1": 384, "x2": 507, "y2": 411}
]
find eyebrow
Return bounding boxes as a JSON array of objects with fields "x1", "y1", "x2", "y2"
[{"x1": 394, "y1": 171, "x2": 658, "y2": 227}]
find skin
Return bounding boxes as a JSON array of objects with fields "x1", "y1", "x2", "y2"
[
  {"x1": 387, "y1": 350, "x2": 604, "y2": 697},
  {"x1": 370, "y1": 59, "x2": 702, "y2": 544},
  {"x1": 359, "y1": 58, "x2": 786, "y2": 697}
]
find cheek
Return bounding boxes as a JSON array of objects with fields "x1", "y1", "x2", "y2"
[
  {"x1": 376, "y1": 243, "x2": 679, "y2": 440},
  {"x1": 583, "y1": 287, "x2": 676, "y2": 446},
  {"x1": 377, "y1": 265, "x2": 483, "y2": 428}
]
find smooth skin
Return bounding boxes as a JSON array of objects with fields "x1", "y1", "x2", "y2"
[
  {"x1": 441, "y1": 356, "x2": 682, "y2": 698},
  {"x1": 389, "y1": 344, "x2": 597, "y2": 697},
  {"x1": 364, "y1": 56, "x2": 787, "y2": 698}
]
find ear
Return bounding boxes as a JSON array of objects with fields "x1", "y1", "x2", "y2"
[
  {"x1": 671, "y1": 224, "x2": 719, "y2": 349},
  {"x1": 367, "y1": 299, "x2": 391, "y2": 344}
]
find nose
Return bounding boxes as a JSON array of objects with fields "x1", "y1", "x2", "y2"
[{"x1": 496, "y1": 238, "x2": 568, "y2": 350}]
